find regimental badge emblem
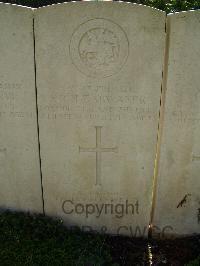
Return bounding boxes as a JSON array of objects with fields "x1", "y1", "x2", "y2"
[{"x1": 69, "y1": 18, "x2": 129, "y2": 78}]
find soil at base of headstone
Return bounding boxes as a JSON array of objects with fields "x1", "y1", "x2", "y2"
[
  {"x1": 106, "y1": 235, "x2": 200, "y2": 265},
  {"x1": 0, "y1": 211, "x2": 199, "y2": 265}
]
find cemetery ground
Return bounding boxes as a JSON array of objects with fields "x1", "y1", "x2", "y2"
[{"x1": 0, "y1": 211, "x2": 199, "y2": 266}]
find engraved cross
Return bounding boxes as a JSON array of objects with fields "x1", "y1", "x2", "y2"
[{"x1": 79, "y1": 126, "x2": 118, "y2": 186}]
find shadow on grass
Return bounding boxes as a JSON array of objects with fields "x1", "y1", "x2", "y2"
[{"x1": 0, "y1": 210, "x2": 199, "y2": 265}]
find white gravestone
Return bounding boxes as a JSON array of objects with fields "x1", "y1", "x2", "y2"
[
  {"x1": 35, "y1": 2, "x2": 166, "y2": 236},
  {"x1": 0, "y1": 4, "x2": 43, "y2": 213},
  {"x1": 153, "y1": 10, "x2": 200, "y2": 236}
]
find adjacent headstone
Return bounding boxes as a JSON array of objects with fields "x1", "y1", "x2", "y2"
[
  {"x1": 35, "y1": 2, "x2": 166, "y2": 236},
  {"x1": 0, "y1": 4, "x2": 43, "y2": 213},
  {"x1": 153, "y1": 11, "x2": 200, "y2": 236}
]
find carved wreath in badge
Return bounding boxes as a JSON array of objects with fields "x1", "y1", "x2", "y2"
[{"x1": 69, "y1": 18, "x2": 129, "y2": 78}]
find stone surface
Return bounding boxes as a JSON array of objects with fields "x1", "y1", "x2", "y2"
[
  {"x1": 153, "y1": 11, "x2": 200, "y2": 236},
  {"x1": 0, "y1": 4, "x2": 43, "y2": 213},
  {"x1": 35, "y1": 2, "x2": 166, "y2": 236}
]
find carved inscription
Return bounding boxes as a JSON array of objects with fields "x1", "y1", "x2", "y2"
[
  {"x1": 70, "y1": 18, "x2": 129, "y2": 78},
  {"x1": 0, "y1": 148, "x2": 6, "y2": 166},
  {"x1": 79, "y1": 126, "x2": 118, "y2": 186},
  {"x1": 165, "y1": 108, "x2": 200, "y2": 124},
  {"x1": 40, "y1": 84, "x2": 158, "y2": 122},
  {"x1": 192, "y1": 155, "x2": 200, "y2": 161},
  {"x1": 71, "y1": 191, "x2": 120, "y2": 201},
  {"x1": 0, "y1": 81, "x2": 33, "y2": 119}
]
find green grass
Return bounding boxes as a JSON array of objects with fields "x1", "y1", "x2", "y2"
[
  {"x1": 0, "y1": 211, "x2": 117, "y2": 266},
  {"x1": 186, "y1": 256, "x2": 200, "y2": 266},
  {"x1": 0, "y1": 211, "x2": 199, "y2": 265}
]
